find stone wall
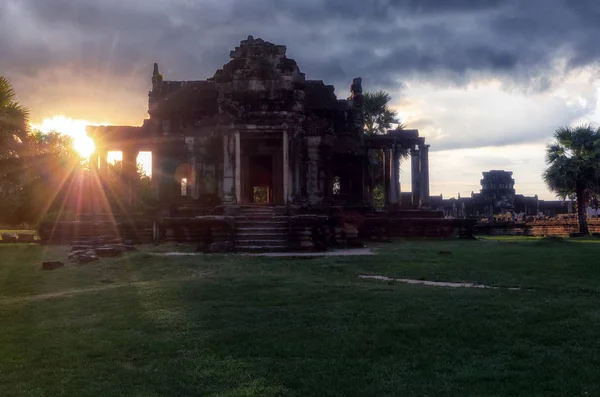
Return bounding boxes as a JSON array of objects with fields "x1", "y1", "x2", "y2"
[
  {"x1": 361, "y1": 217, "x2": 476, "y2": 239},
  {"x1": 38, "y1": 218, "x2": 154, "y2": 244},
  {"x1": 160, "y1": 217, "x2": 234, "y2": 244},
  {"x1": 474, "y1": 220, "x2": 600, "y2": 236}
]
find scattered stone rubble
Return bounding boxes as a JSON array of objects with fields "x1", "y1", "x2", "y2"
[
  {"x1": 41, "y1": 261, "x2": 64, "y2": 270},
  {"x1": 1, "y1": 232, "x2": 36, "y2": 243},
  {"x1": 0, "y1": 233, "x2": 17, "y2": 243},
  {"x1": 67, "y1": 237, "x2": 136, "y2": 264}
]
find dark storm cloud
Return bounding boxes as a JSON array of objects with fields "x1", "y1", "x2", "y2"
[
  {"x1": 2, "y1": 0, "x2": 600, "y2": 129},
  {"x1": 3, "y1": 0, "x2": 599, "y2": 85}
]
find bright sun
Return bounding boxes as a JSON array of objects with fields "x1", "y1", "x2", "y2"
[{"x1": 33, "y1": 116, "x2": 96, "y2": 158}]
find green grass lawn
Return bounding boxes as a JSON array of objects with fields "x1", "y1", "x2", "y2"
[{"x1": 2, "y1": 238, "x2": 600, "y2": 396}]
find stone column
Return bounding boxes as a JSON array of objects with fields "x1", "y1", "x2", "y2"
[
  {"x1": 88, "y1": 153, "x2": 99, "y2": 216},
  {"x1": 90, "y1": 153, "x2": 99, "y2": 171},
  {"x1": 294, "y1": 154, "x2": 301, "y2": 198},
  {"x1": 234, "y1": 131, "x2": 241, "y2": 204},
  {"x1": 420, "y1": 144, "x2": 430, "y2": 205},
  {"x1": 186, "y1": 138, "x2": 199, "y2": 200},
  {"x1": 151, "y1": 147, "x2": 161, "y2": 201},
  {"x1": 391, "y1": 145, "x2": 400, "y2": 205},
  {"x1": 122, "y1": 148, "x2": 139, "y2": 208},
  {"x1": 96, "y1": 151, "x2": 108, "y2": 214},
  {"x1": 222, "y1": 133, "x2": 235, "y2": 203},
  {"x1": 306, "y1": 136, "x2": 321, "y2": 205},
  {"x1": 411, "y1": 148, "x2": 420, "y2": 206},
  {"x1": 383, "y1": 148, "x2": 392, "y2": 205},
  {"x1": 98, "y1": 151, "x2": 107, "y2": 180},
  {"x1": 283, "y1": 129, "x2": 289, "y2": 204}
]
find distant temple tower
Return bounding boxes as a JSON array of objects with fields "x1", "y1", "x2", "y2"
[{"x1": 480, "y1": 170, "x2": 516, "y2": 216}]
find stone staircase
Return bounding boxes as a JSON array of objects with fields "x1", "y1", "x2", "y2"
[{"x1": 234, "y1": 206, "x2": 289, "y2": 252}]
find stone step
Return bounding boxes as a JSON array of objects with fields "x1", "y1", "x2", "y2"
[
  {"x1": 235, "y1": 215, "x2": 285, "y2": 221},
  {"x1": 235, "y1": 227, "x2": 288, "y2": 232},
  {"x1": 236, "y1": 239, "x2": 288, "y2": 246},
  {"x1": 234, "y1": 208, "x2": 289, "y2": 252},
  {"x1": 235, "y1": 220, "x2": 289, "y2": 227},
  {"x1": 236, "y1": 228, "x2": 288, "y2": 234},
  {"x1": 236, "y1": 245, "x2": 290, "y2": 253},
  {"x1": 236, "y1": 228, "x2": 287, "y2": 234},
  {"x1": 236, "y1": 234, "x2": 287, "y2": 241}
]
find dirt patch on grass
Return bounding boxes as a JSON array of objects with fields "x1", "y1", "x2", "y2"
[
  {"x1": 0, "y1": 275, "x2": 211, "y2": 307},
  {"x1": 359, "y1": 275, "x2": 524, "y2": 290}
]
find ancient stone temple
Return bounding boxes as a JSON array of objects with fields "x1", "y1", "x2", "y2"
[
  {"x1": 88, "y1": 36, "x2": 429, "y2": 209},
  {"x1": 79, "y1": 36, "x2": 472, "y2": 250}
]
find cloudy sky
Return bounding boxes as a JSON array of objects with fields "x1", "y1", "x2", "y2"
[{"x1": 2, "y1": 0, "x2": 600, "y2": 199}]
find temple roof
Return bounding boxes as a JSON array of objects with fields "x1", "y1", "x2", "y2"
[
  {"x1": 149, "y1": 81, "x2": 218, "y2": 118},
  {"x1": 303, "y1": 80, "x2": 341, "y2": 110},
  {"x1": 211, "y1": 36, "x2": 304, "y2": 84}
]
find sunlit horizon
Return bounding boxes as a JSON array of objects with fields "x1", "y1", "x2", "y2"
[
  {"x1": 32, "y1": 116, "x2": 96, "y2": 158},
  {"x1": 31, "y1": 116, "x2": 152, "y2": 175}
]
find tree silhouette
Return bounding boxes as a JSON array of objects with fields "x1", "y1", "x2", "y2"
[{"x1": 543, "y1": 124, "x2": 600, "y2": 234}]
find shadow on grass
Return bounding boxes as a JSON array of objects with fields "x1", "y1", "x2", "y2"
[{"x1": 4, "y1": 240, "x2": 600, "y2": 395}]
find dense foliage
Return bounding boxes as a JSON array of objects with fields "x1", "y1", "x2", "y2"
[{"x1": 0, "y1": 76, "x2": 153, "y2": 226}]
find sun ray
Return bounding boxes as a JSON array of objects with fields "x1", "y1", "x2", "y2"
[{"x1": 31, "y1": 116, "x2": 97, "y2": 158}]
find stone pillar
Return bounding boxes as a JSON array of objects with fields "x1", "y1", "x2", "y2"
[
  {"x1": 122, "y1": 148, "x2": 139, "y2": 208},
  {"x1": 96, "y1": 151, "x2": 108, "y2": 214},
  {"x1": 383, "y1": 148, "x2": 392, "y2": 205},
  {"x1": 391, "y1": 145, "x2": 400, "y2": 205},
  {"x1": 151, "y1": 147, "x2": 161, "y2": 201},
  {"x1": 186, "y1": 137, "x2": 199, "y2": 200},
  {"x1": 411, "y1": 148, "x2": 420, "y2": 206},
  {"x1": 306, "y1": 136, "x2": 321, "y2": 205},
  {"x1": 234, "y1": 131, "x2": 241, "y2": 204},
  {"x1": 88, "y1": 153, "x2": 99, "y2": 215},
  {"x1": 363, "y1": 150, "x2": 375, "y2": 208},
  {"x1": 283, "y1": 129, "x2": 289, "y2": 204},
  {"x1": 222, "y1": 133, "x2": 235, "y2": 203},
  {"x1": 99, "y1": 151, "x2": 107, "y2": 180},
  {"x1": 90, "y1": 153, "x2": 99, "y2": 171},
  {"x1": 294, "y1": 154, "x2": 301, "y2": 198},
  {"x1": 420, "y1": 144, "x2": 430, "y2": 205}
]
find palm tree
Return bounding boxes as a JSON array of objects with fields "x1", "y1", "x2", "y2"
[
  {"x1": 0, "y1": 77, "x2": 31, "y2": 224},
  {"x1": 0, "y1": 76, "x2": 29, "y2": 157},
  {"x1": 363, "y1": 91, "x2": 400, "y2": 136},
  {"x1": 363, "y1": 91, "x2": 408, "y2": 207},
  {"x1": 543, "y1": 124, "x2": 600, "y2": 234}
]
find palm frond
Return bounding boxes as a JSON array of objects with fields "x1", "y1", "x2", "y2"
[
  {"x1": 363, "y1": 90, "x2": 399, "y2": 135},
  {"x1": 544, "y1": 123, "x2": 600, "y2": 202}
]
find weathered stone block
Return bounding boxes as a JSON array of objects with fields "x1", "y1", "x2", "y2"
[
  {"x1": 1, "y1": 233, "x2": 17, "y2": 243},
  {"x1": 95, "y1": 246, "x2": 125, "y2": 257},
  {"x1": 209, "y1": 241, "x2": 234, "y2": 253},
  {"x1": 42, "y1": 261, "x2": 64, "y2": 270},
  {"x1": 17, "y1": 233, "x2": 35, "y2": 243}
]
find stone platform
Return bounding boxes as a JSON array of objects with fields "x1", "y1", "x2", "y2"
[{"x1": 37, "y1": 207, "x2": 476, "y2": 252}]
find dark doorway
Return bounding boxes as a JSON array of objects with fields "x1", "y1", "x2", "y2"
[{"x1": 249, "y1": 155, "x2": 273, "y2": 204}]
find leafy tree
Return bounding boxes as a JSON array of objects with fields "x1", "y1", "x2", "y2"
[
  {"x1": 19, "y1": 131, "x2": 80, "y2": 223},
  {"x1": 99, "y1": 161, "x2": 155, "y2": 214},
  {"x1": 543, "y1": 124, "x2": 600, "y2": 234},
  {"x1": 135, "y1": 164, "x2": 155, "y2": 212}
]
